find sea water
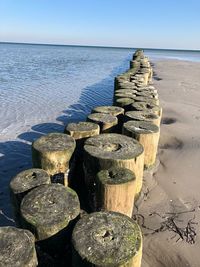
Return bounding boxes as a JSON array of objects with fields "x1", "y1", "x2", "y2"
[{"x1": 0, "y1": 43, "x2": 199, "y2": 225}]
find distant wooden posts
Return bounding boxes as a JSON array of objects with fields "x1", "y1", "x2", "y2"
[
  {"x1": 123, "y1": 121, "x2": 160, "y2": 169},
  {"x1": 20, "y1": 183, "x2": 80, "y2": 254},
  {"x1": 32, "y1": 133, "x2": 76, "y2": 186},
  {"x1": 87, "y1": 113, "x2": 118, "y2": 133},
  {"x1": 9, "y1": 168, "x2": 51, "y2": 226},
  {"x1": 0, "y1": 226, "x2": 38, "y2": 267},
  {"x1": 83, "y1": 133, "x2": 144, "y2": 203},
  {"x1": 72, "y1": 211, "x2": 142, "y2": 267},
  {"x1": 95, "y1": 167, "x2": 136, "y2": 217}
]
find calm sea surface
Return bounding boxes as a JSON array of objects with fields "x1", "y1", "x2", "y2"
[{"x1": 0, "y1": 43, "x2": 200, "y2": 225}]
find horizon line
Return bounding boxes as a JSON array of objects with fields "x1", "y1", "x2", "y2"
[{"x1": 0, "y1": 41, "x2": 200, "y2": 52}]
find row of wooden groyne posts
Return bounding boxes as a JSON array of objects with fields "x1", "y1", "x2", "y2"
[{"x1": 0, "y1": 49, "x2": 162, "y2": 266}]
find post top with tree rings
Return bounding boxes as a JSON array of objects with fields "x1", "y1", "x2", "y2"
[
  {"x1": 131, "y1": 102, "x2": 160, "y2": 112},
  {"x1": 97, "y1": 167, "x2": 136, "y2": 185},
  {"x1": 84, "y1": 133, "x2": 143, "y2": 160},
  {"x1": 72, "y1": 211, "x2": 142, "y2": 266},
  {"x1": 10, "y1": 168, "x2": 50, "y2": 194},
  {"x1": 92, "y1": 106, "x2": 124, "y2": 116},
  {"x1": 87, "y1": 113, "x2": 118, "y2": 125},
  {"x1": 0, "y1": 227, "x2": 37, "y2": 267},
  {"x1": 65, "y1": 121, "x2": 100, "y2": 139},
  {"x1": 32, "y1": 133, "x2": 75, "y2": 153},
  {"x1": 123, "y1": 121, "x2": 159, "y2": 134},
  {"x1": 20, "y1": 184, "x2": 80, "y2": 239},
  {"x1": 125, "y1": 111, "x2": 159, "y2": 122}
]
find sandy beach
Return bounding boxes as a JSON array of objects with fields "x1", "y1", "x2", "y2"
[{"x1": 138, "y1": 59, "x2": 200, "y2": 267}]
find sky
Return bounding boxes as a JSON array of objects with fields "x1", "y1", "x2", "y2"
[{"x1": 0, "y1": 0, "x2": 200, "y2": 50}]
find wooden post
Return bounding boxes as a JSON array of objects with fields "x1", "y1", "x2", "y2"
[
  {"x1": 91, "y1": 106, "x2": 125, "y2": 133},
  {"x1": 132, "y1": 96, "x2": 159, "y2": 105},
  {"x1": 0, "y1": 226, "x2": 38, "y2": 266},
  {"x1": 135, "y1": 90, "x2": 158, "y2": 100},
  {"x1": 124, "y1": 111, "x2": 160, "y2": 127},
  {"x1": 131, "y1": 101, "x2": 162, "y2": 119},
  {"x1": 115, "y1": 97, "x2": 135, "y2": 111},
  {"x1": 87, "y1": 113, "x2": 118, "y2": 133},
  {"x1": 20, "y1": 183, "x2": 80, "y2": 254},
  {"x1": 123, "y1": 121, "x2": 160, "y2": 169},
  {"x1": 83, "y1": 133, "x2": 144, "y2": 201},
  {"x1": 64, "y1": 121, "x2": 100, "y2": 209},
  {"x1": 32, "y1": 133, "x2": 76, "y2": 186},
  {"x1": 9, "y1": 168, "x2": 51, "y2": 226},
  {"x1": 65, "y1": 121, "x2": 100, "y2": 141},
  {"x1": 95, "y1": 167, "x2": 136, "y2": 217},
  {"x1": 72, "y1": 211, "x2": 142, "y2": 267}
]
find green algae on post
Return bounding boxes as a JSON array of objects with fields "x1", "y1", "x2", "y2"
[
  {"x1": 124, "y1": 111, "x2": 160, "y2": 127},
  {"x1": 0, "y1": 226, "x2": 38, "y2": 267},
  {"x1": 87, "y1": 112, "x2": 118, "y2": 133},
  {"x1": 10, "y1": 168, "x2": 51, "y2": 226},
  {"x1": 20, "y1": 183, "x2": 80, "y2": 241},
  {"x1": 72, "y1": 211, "x2": 142, "y2": 267}
]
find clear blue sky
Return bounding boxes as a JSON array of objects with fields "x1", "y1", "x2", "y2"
[{"x1": 0, "y1": 0, "x2": 200, "y2": 49}]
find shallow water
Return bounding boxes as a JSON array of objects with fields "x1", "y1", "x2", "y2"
[{"x1": 0, "y1": 43, "x2": 199, "y2": 225}]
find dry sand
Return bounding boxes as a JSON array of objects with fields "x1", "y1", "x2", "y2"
[{"x1": 136, "y1": 59, "x2": 200, "y2": 267}]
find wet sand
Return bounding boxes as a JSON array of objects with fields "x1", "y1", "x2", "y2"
[{"x1": 138, "y1": 60, "x2": 200, "y2": 267}]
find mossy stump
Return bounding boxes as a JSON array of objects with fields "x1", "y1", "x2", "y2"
[
  {"x1": 131, "y1": 102, "x2": 162, "y2": 122},
  {"x1": 123, "y1": 121, "x2": 160, "y2": 169},
  {"x1": 131, "y1": 96, "x2": 159, "y2": 105},
  {"x1": 124, "y1": 111, "x2": 160, "y2": 127},
  {"x1": 87, "y1": 113, "x2": 118, "y2": 133},
  {"x1": 9, "y1": 168, "x2": 51, "y2": 226},
  {"x1": 115, "y1": 98, "x2": 135, "y2": 111},
  {"x1": 32, "y1": 133, "x2": 76, "y2": 186},
  {"x1": 72, "y1": 211, "x2": 142, "y2": 267},
  {"x1": 20, "y1": 183, "x2": 80, "y2": 254},
  {"x1": 83, "y1": 133, "x2": 144, "y2": 202},
  {"x1": 92, "y1": 106, "x2": 125, "y2": 133},
  {"x1": 65, "y1": 121, "x2": 100, "y2": 141},
  {"x1": 96, "y1": 167, "x2": 136, "y2": 217},
  {"x1": 0, "y1": 226, "x2": 38, "y2": 267}
]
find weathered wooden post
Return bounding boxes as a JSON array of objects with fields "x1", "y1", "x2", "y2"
[
  {"x1": 83, "y1": 133, "x2": 144, "y2": 203},
  {"x1": 0, "y1": 226, "x2": 38, "y2": 266},
  {"x1": 131, "y1": 102, "x2": 162, "y2": 119},
  {"x1": 95, "y1": 167, "x2": 136, "y2": 217},
  {"x1": 123, "y1": 121, "x2": 160, "y2": 169},
  {"x1": 115, "y1": 97, "x2": 135, "y2": 111},
  {"x1": 92, "y1": 106, "x2": 125, "y2": 133},
  {"x1": 20, "y1": 183, "x2": 80, "y2": 255},
  {"x1": 87, "y1": 113, "x2": 118, "y2": 133},
  {"x1": 64, "y1": 121, "x2": 100, "y2": 208},
  {"x1": 32, "y1": 133, "x2": 76, "y2": 186},
  {"x1": 9, "y1": 168, "x2": 51, "y2": 226},
  {"x1": 124, "y1": 111, "x2": 160, "y2": 127},
  {"x1": 72, "y1": 211, "x2": 143, "y2": 267}
]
